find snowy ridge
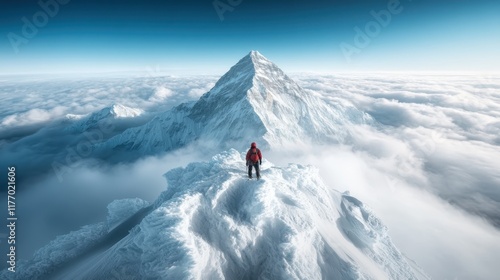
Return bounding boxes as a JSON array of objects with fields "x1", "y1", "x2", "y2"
[
  {"x1": 5, "y1": 222, "x2": 108, "y2": 279},
  {"x1": 338, "y1": 195, "x2": 417, "y2": 279},
  {"x1": 1, "y1": 198, "x2": 150, "y2": 280},
  {"x1": 65, "y1": 104, "x2": 143, "y2": 133},
  {"x1": 96, "y1": 51, "x2": 372, "y2": 155},
  {"x1": 13, "y1": 150, "x2": 428, "y2": 280}
]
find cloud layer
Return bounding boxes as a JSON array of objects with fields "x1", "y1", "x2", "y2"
[
  {"x1": 294, "y1": 73, "x2": 500, "y2": 227},
  {"x1": 0, "y1": 75, "x2": 217, "y2": 132},
  {"x1": 1, "y1": 73, "x2": 500, "y2": 279}
]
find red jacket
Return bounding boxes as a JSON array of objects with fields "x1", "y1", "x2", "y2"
[{"x1": 246, "y1": 148, "x2": 262, "y2": 163}]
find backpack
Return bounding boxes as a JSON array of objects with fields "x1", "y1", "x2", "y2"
[{"x1": 249, "y1": 148, "x2": 259, "y2": 163}]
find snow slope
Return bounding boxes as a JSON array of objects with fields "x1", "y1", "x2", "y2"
[
  {"x1": 96, "y1": 51, "x2": 372, "y2": 155},
  {"x1": 6, "y1": 150, "x2": 428, "y2": 280}
]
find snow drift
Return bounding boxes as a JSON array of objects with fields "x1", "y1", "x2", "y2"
[{"x1": 6, "y1": 150, "x2": 427, "y2": 280}]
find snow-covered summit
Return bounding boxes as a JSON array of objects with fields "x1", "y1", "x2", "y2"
[
  {"x1": 90, "y1": 104, "x2": 143, "y2": 120},
  {"x1": 7, "y1": 150, "x2": 428, "y2": 280},
  {"x1": 108, "y1": 104, "x2": 143, "y2": 118},
  {"x1": 204, "y1": 50, "x2": 280, "y2": 100},
  {"x1": 66, "y1": 104, "x2": 143, "y2": 133},
  {"x1": 97, "y1": 51, "x2": 372, "y2": 155}
]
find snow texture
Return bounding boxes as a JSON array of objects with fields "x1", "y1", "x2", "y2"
[
  {"x1": 6, "y1": 150, "x2": 428, "y2": 280},
  {"x1": 106, "y1": 198, "x2": 150, "y2": 231},
  {"x1": 96, "y1": 51, "x2": 372, "y2": 155},
  {"x1": 3, "y1": 223, "x2": 108, "y2": 279}
]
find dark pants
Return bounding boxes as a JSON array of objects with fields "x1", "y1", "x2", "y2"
[{"x1": 248, "y1": 162, "x2": 260, "y2": 178}]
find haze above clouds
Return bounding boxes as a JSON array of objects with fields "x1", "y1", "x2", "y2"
[{"x1": 1, "y1": 74, "x2": 499, "y2": 279}]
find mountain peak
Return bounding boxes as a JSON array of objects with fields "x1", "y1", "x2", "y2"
[
  {"x1": 249, "y1": 49, "x2": 260, "y2": 57},
  {"x1": 97, "y1": 52, "x2": 372, "y2": 155},
  {"x1": 205, "y1": 51, "x2": 289, "y2": 101},
  {"x1": 241, "y1": 50, "x2": 278, "y2": 72},
  {"x1": 247, "y1": 50, "x2": 268, "y2": 65},
  {"x1": 107, "y1": 104, "x2": 143, "y2": 118}
]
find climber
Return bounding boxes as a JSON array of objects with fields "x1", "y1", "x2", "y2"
[{"x1": 246, "y1": 142, "x2": 262, "y2": 179}]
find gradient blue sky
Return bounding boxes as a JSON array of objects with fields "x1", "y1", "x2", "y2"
[{"x1": 1, "y1": 0, "x2": 499, "y2": 75}]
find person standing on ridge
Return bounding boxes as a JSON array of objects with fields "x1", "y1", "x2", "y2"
[{"x1": 246, "y1": 142, "x2": 262, "y2": 179}]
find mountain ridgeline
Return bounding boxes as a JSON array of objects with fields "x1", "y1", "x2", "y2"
[{"x1": 95, "y1": 51, "x2": 372, "y2": 159}]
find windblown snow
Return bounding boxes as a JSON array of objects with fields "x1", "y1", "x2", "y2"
[{"x1": 6, "y1": 150, "x2": 427, "y2": 280}]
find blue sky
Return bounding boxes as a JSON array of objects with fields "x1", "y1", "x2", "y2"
[{"x1": 1, "y1": 0, "x2": 499, "y2": 74}]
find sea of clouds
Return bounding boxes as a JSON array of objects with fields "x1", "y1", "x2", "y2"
[
  {"x1": 293, "y1": 73, "x2": 500, "y2": 227},
  {"x1": 0, "y1": 74, "x2": 217, "y2": 140},
  {"x1": 292, "y1": 74, "x2": 500, "y2": 279},
  {"x1": 1, "y1": 73, "x2": 499, "y2": 279}
]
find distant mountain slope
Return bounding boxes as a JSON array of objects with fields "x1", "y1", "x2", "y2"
[{"x1": 65, "y1": 104, "x2": 144, "y2": 133}]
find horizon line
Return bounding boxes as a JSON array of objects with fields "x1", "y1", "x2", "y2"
[{"x1": 2, "y1": 69, "x2": 500, "y2": 78}]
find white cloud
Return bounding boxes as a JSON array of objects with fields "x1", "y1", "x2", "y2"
[
  {"x1": 1, "y1": 106, "x2": 67, "y2": 128},
  {"x1": 188, "y1": 87, "x2": 208, "y2": 98},
  {"x1": 149, "y1": 86, "x2": 173, "y2": 102},
  {"x1": 187, "y1": 81, "x2": 215, "y2": 98}
]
